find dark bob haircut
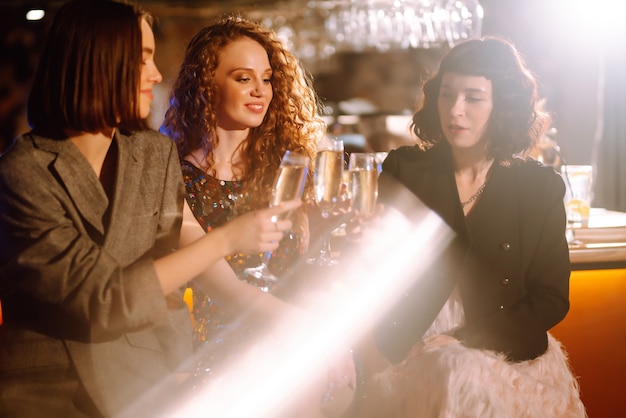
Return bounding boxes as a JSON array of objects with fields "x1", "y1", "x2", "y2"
[
  {"x1": 27, "y1": 0, "x2": 151, "y2": 136},
  {"x1": 411, "y1": 37, "x2": 551, "y2": 161}
]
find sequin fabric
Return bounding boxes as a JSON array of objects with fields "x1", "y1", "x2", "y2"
[{"x1": 181, "y1": 160, "x2": 303, "y2": 380}]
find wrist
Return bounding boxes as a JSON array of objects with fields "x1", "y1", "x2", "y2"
[{"x1": 205, "y1": 225, "x2": 233, "y2": 258}]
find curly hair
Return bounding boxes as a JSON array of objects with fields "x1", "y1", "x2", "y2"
[
  {"x1": 411, "y1": 37, "x2": 551, "y2": 161},
  {"x1": 162, "y1": 15, "x2": 323, "y2": 207}
]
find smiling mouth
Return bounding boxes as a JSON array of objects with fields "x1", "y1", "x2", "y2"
[{"x1": 246, "y1": 104, "x2": 265, "y2": 112}]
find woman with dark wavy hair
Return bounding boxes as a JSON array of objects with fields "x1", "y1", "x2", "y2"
[
  {"x1": 162, "y1": 15, "x2": 355, "y2": 418},
  {"x1": 367, "y1": 37, "x2": 586, "y2": 417}
]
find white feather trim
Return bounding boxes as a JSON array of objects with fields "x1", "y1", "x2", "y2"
[{"x1": 363, "y1": 289, "x2": 587, "y2": 418}]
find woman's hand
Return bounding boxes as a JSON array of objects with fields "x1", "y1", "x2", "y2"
[
  {"x1": 322, "y1": 345, "x2": 357, "y2": 417},
  {"x1": 327, "y1": 346, "x2": 357, "y2": 391},
  {"x1": 220, "y1": 200, "x2": 302, "y2": 255},
  {"x1": 156, "y1": 200, "x2": 301, "y2": 296}
]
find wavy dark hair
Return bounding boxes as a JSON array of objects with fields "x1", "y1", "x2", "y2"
[
  {"x1": 28, "y1": 0, "x2": 151, "y2": 136},
  {"x1": 162, "y1": 15, "x2": 322, "y2": 206},
  {"x1": 411, "y1": 37, "x2": 551, "y2": 161}
]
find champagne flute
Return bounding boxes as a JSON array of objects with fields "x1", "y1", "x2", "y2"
[
  {"x1": 244, "y1": 150, "x2": 309, "y2": 285},
  {"x1": 349, "y1": 153, "x2": 378, "y2": 218},
  {"x1": 307, "y1": 136, "x2": 344, "y2": 266}
]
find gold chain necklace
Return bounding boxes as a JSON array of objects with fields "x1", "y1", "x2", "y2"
[{"x1": 461, "y1": 181, "x2": 487, "y2": 208}]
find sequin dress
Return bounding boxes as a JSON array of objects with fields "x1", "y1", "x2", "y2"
[{"x1": 181, "y1": 161, "x2": 304, "y2": 379}]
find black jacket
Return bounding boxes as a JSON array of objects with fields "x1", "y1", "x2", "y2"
[{"x1": 373, "y1": 144, "x2": 570, "y2": 363}]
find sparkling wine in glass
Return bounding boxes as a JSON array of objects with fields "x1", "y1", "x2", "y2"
[
  {"x1": 349, "y1": 153, "x2": 378, "y2": 218},
  {"x1": 244, "y1": 151, "x2": 309, "y2": 286},
  {"x1": 307, "y1": 136, "x2": 344, "y2": 266}
]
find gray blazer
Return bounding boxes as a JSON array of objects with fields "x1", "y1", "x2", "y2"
[{"x1": 0, "y1": 130, "x2": 192, "y2": 417}]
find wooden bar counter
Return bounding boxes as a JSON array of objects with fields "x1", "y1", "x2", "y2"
[{"x1": 551, "y1": 208, "x2": 626, "y2": 417}]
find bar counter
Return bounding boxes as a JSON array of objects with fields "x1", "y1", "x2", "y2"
[
  {"x1": 553, "y1": 208, "x2": 626, "y2": 417},
  {"x1": 569, "y1": 208, "x2": 626, "y2": 269}
]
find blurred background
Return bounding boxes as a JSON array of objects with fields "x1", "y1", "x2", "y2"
[
  {"x1": 2, "y1": 2, "x2": 626, "y2": 416},
  {"x1": 1, "y1": 0, "x2": 625, "y2": 210}
]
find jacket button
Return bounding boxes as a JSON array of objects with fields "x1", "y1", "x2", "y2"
[
  {"x1": 498, "y1": 305, "x2": 504, "y2": 310},
  {"x1": 501, "y1": 242, "x2": 511, "y2": 251},
  {"x1": 501, "y1": 278, "x2": 510, "y2": 286}
]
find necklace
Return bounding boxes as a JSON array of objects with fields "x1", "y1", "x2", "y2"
[{"x1": 461, "y1": 181, "x2": 487, "y2": 208}]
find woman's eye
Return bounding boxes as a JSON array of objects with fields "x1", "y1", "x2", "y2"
[
  {"x1": 263, "y1": 78, "x2": 271, "y2": 84},
  {"x1": 237, "y1": 77, "x2": 250, "y2": 83}
]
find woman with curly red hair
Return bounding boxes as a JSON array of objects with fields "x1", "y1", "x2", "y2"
[{"x1": 162, "y1": 16, "x2": 354, "y2": 417}]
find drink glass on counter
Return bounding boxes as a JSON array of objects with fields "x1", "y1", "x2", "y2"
[{"x1": 561, "y1": 165, "x2": 593, "y2": 228}]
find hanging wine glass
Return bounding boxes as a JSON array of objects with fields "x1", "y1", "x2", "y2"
[
  {"x1": 307, "y1": 135, "x2": 344, "y2": 266},
  {"x1": 244, "y1": 150, "x2": 310, "y2": 285}
]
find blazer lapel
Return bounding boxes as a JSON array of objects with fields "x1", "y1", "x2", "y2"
[
  {"x1": 33, "y1": 135, "x2": 108, "y2": 235},
  {"x1": 414, "y1": 150, "x2": 469, "y2": 241},
  {"x1": 469, "y1": 163, "x2": 521, "y2": 243}
]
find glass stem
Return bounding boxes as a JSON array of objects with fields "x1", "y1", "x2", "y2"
[
  {"x1": 261, "y1": 250, "x2": 272, "y2": 267},
  {"x1": 319, "y1": 211, "x2": 332, "y2": 262},
  {"x1": 319, "y1": 233, "x2": 332, "y2": 263}
]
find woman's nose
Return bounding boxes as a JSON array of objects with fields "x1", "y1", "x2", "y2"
[
  {"x1": 251, "y1": 81, "x2": 267, "y2": 97},
  {"x1": 149, "y1": 62, "x2": 162, "y2": 84},
  {"x1": 450, "y1": 97, "x2": 464, "y2": 116}
]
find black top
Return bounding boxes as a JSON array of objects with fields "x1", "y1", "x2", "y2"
[{"x1": 373, "y1": 144, "x2": 571, "y2": 363}]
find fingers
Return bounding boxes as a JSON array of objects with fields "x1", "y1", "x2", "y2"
[
  {"x1": 256, "y1": 201, "x2": 298, "y2": 236},
  {"x1": 223, "y1": 200, "x2": 301, "y2": 254},
  {"x1": 224, "y1": 204, "x2": 295, "y2": 254},
  {"x1": 265, "y1": 199, "x2": 302, "y2": 217},
  {"x1": 260, "y1": 217, "x2": 291, "y2": 238},
  {"x1": 244, "y1": 208, "x2": 293, "y2": 253},
  {"x1": 327, "y1": 349, "x2": 356, "y2": 390}
]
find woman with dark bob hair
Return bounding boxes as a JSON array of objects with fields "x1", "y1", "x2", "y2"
[
  {"x1": 365, "y1": 37, "x2": 587, "y2": 417},
  {"x1": 0, "y1": 1, "x2": 297, "y2": 417}
]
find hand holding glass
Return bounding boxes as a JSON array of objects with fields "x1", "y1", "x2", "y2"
[
  {"x1": 244, "y1": 151, "x2": 309, "y2": 286},
  {"x1": 307, "y1": 136, "x2": 344, "y2": 266}
]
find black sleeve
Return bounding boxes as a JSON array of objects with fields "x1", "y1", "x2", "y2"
[{"x1": 371, "y1": 160, "x2": 464, "y2": 364}]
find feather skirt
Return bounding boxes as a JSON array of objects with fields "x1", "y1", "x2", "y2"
[{"x1": 364, "y1": 289, "x2": 587, "y2": 418}]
